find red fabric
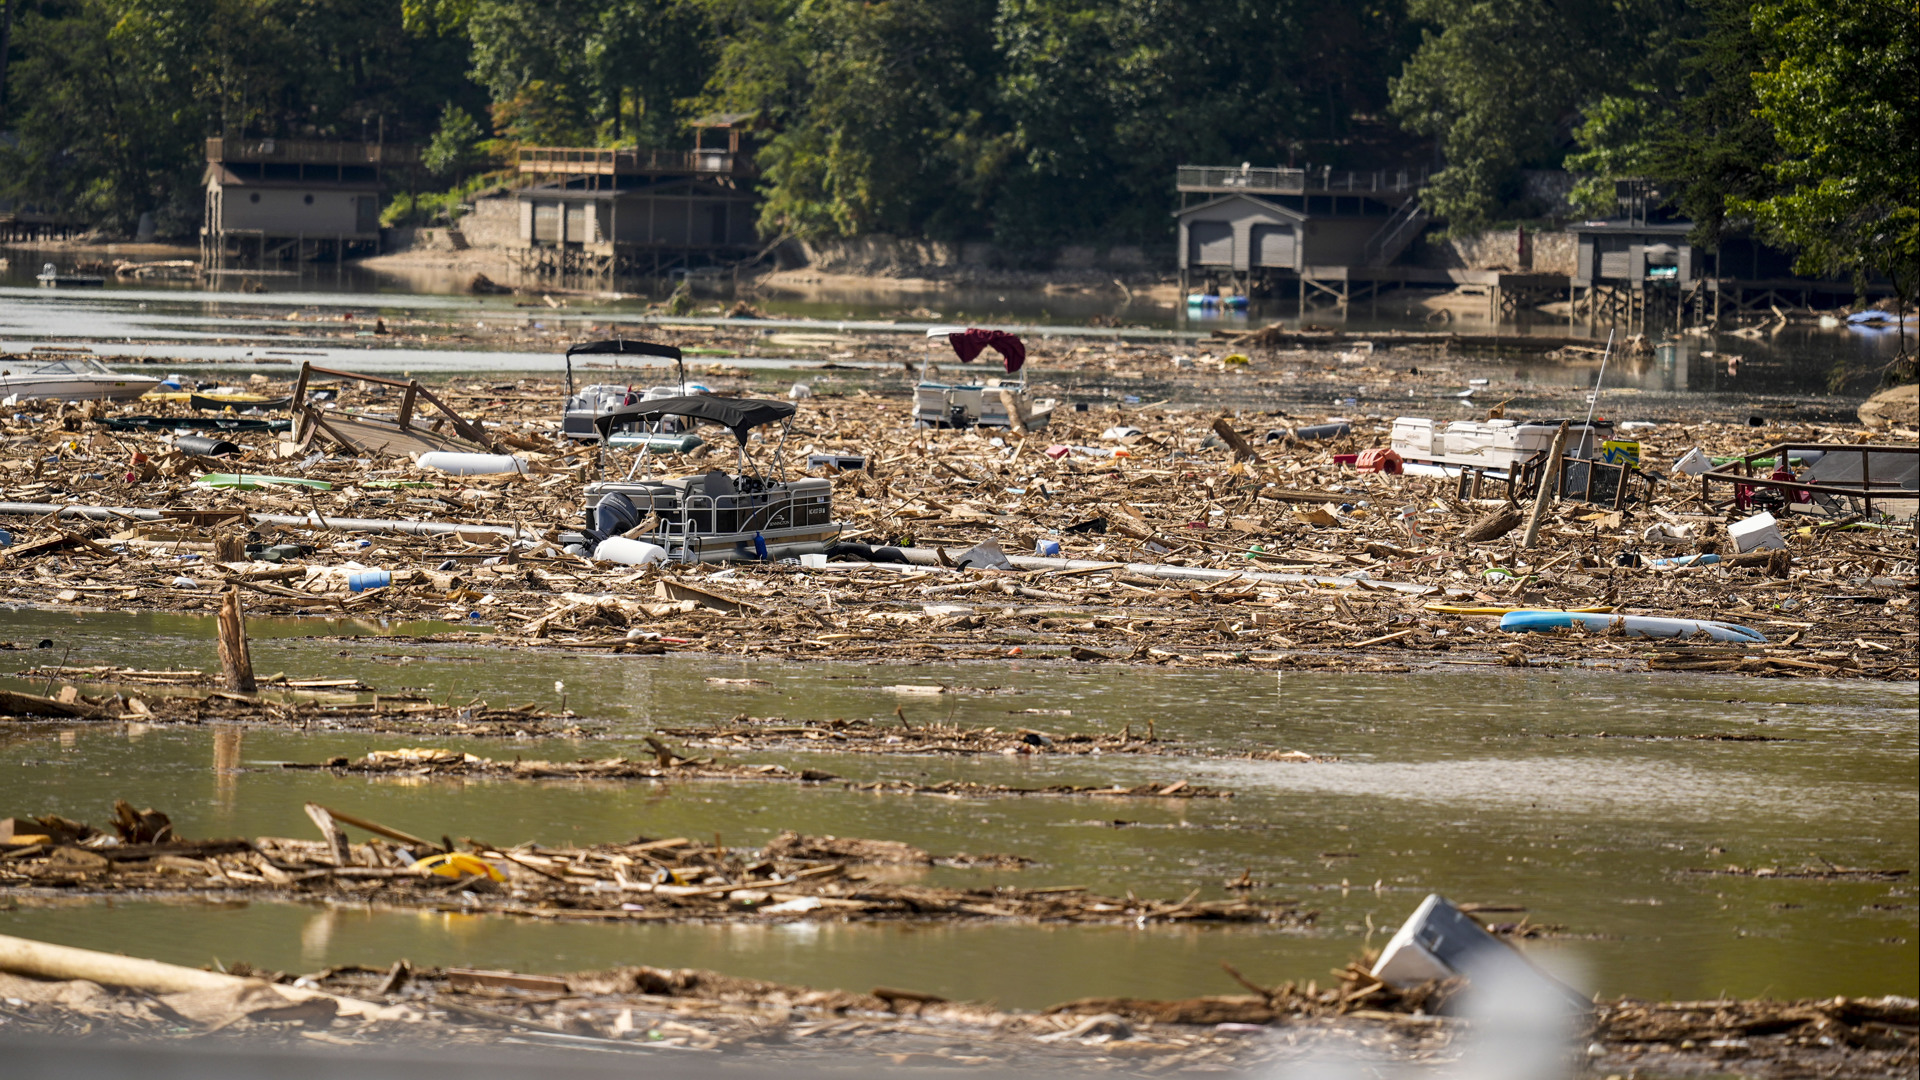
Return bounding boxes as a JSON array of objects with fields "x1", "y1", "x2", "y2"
[{"x1": 948, "y1": 329, "x2": 1026, "y2": 374}]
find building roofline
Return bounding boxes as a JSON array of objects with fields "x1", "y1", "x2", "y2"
[{"x1": 1171, "y1": 192, "x2": 1312, "y2": 221}]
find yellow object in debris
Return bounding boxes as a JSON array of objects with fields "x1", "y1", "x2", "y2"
[
  {"x1": 1423, "y1": 603, "x2": 1616, "y2": 615},
  {"x1": 414, "y1": 852, "x2": 505, "y2": 882}
]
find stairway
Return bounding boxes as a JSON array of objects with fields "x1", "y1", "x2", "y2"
[{"x1": 1363, "y1": 200, "x2": 1429, "y2": 267}]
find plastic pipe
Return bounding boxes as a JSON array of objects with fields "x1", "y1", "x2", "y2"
[{"x1": 0, "y1": 503, "x2": 529, "y2": 541}]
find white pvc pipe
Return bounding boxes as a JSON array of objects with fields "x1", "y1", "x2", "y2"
[{"x1": 417, "y1": 452, "x2": 527, "y2": 475}]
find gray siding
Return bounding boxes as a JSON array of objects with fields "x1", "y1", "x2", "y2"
[{"x1": 1176, "y1": 194, "x2": 1307, "y2": 271}]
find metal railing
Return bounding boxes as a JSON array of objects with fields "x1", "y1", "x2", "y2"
[
  {"x1": 1177, "y1": 165, "x2": 1427, "y2": 195},
  {"x1": 205, "y1": 138, "x2": 418, "y2": 167},
  {"x1": 1363, "y1": 200, "x2": 1430, "y2": 266},
  {"x1": 517, "y1": 147, "x2": 754, "y2": 177}
]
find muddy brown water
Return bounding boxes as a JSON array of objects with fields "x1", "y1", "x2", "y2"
[{"x1": 0, "y1": 607, "x2": 1913, "y2": 1009}]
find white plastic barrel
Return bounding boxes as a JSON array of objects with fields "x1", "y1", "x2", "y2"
[
  {"x1": 417, "y1": 452, "x2": 527, "y2": 475},
  {"x1": 594, "y1": 537, "x2": 668, "y2": 567}
]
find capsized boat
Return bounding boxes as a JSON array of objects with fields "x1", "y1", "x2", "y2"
[
  {"x1": 914, "y1": 327, "x2": 1056, "y2": 431},
  {"x1": 580, "y1": 394, "x2": 841, "y2": 563},
  {"x1": 0, "y1": 355, "x2": 160, "y2": 403}
]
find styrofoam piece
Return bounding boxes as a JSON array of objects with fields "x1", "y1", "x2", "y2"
[
  {"x1": 417, "y1": 452, "x2": 527, "y2": 475},
  {"x1": 1673, "y1": 447, "x2": 1711, "y2": 476},
  {"x1": 594, "y1": 537, "x2": 669, "y2": 566},
  {"x1": 1728, "y1": 510, "x2": 1785, "y2": 553},
  {"x1": 1641, "y1": 523, "x2": 1693, "y2": 546},
  {"x1": 799, "y1": 552, "x2": 828, "y2": 568}
]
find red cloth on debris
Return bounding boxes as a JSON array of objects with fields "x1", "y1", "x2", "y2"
[{"x1": 947, "y1": 329, "x2": 1026, "y2": 374}]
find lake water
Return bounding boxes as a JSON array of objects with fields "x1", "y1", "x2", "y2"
[
  {"x1": 0, "y1": 281, "x2": 1901, "y2": 404},
  {"x1": 2, "y1": 608, "x2": 1913, "y2": 1009}
]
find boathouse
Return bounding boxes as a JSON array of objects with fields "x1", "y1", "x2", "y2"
[
  {"x1": 513, "y1": 114, "x2": 762, "y2": 283},
  {"x1": 1174, "y1": 165, "x2": 1435, "y2": 309},
  {"x1": 1172, "y1": 165, "x2": 1565, "y2": 318},
  {"x1": 200, "y1": 138, "x2": 417, "y2": 265},
  {"x1": 1567, "y1": 179, "x2": 1883, "y2": 330}
]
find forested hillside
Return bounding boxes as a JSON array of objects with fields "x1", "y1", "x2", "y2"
[{"x1": 0, "y1": 0, "x2": 1912, "y2": 292}]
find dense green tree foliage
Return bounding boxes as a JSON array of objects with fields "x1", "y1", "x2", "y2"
[
  {"x1": 1732, "y1": 0, "x2": 1918, "y2": 303},
  {"x1": 0, "y1": 0, "x2": 1911, "y2": 296}
]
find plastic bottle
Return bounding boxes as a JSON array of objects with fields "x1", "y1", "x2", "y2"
[{"x1": 594, "y1": 537, "x2": 669, "y2": 566}]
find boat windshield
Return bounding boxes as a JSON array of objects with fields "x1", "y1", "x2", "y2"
[{"x1": 23, "y1": 357, "x2": 118, "y2": 376}]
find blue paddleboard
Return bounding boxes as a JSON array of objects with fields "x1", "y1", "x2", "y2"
[{"x1": 1499, "y1": 610, "x2": 1767, "y2": 644}]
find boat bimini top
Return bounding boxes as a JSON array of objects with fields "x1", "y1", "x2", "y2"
[
  {"x1": 564, "y1": 338, "x2": 684, "y2": 396},
  {"x1": 592, "y1": 393, "x2": 798, "y2": 486},
  {"x1": 593, "y1": 395, "x2": 796, "y2": 446}
]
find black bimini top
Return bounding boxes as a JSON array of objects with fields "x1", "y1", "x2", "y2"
[
  {"x1": 565, "y1": 338, "x2": 684, "y2": 361},
  {"x1": 594, "y1": 395, "x2": 796, "y2": 443}
]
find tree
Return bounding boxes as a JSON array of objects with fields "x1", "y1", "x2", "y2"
[
  {"x1": 1391, "y1": 0, "x2": 1693, "y2": 230},
  {"x1": 424, "y1": 102, "x2": 485, "y2": 178},
  {"x1": 0, "y1": 0, "x2": 206, "y2": 233},
  {"x1": 701, "y1": 0, "x2": 1007, "y2": 240},
  {"x1": 1, "y1": 0, "x2": 474, "y2": 236},
  {"x1": 1646, "y1": 0, "x2": 1781, "y2": 246},
  {"x1": 1731, "y1": 0, "x2": 1920, "y2": 310},
  {"x1": 996, "y1": 0, "x2": 1415, "y2": 247}
]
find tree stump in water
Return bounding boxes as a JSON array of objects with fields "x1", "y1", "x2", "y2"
[{"x1": 216, "y1": 588, "x2": 256, "y2": 693}]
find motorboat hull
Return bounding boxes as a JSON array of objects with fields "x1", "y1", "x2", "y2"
[{"x1": 0, "y1": 374, "x2": 162, "y2": 403}]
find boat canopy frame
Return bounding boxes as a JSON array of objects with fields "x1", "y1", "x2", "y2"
[
  {"x1": 564, "y1": 338, "x2": 685, "y2": 396},
  {"x1": 593, "y1": 394, "x2": 797, "y2": 485}
]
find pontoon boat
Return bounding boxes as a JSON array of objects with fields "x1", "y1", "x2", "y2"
[
  {"x1": 560, "y1": 338, "x2": 694, "y2": 441},
  {"x1": 580, "y1": 394, "x2": 841, "y2": 563},
  {"x1": 914, "y1": 327, "x2": 1056, "y2": 430}
]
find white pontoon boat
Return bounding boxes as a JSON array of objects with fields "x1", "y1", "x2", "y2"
[
  {"x1": 914, "y1": 327, "x2": 1056, "y2": 430},
  {"x1": 581, "y1": 394, "x2": 842, "y2": 563}
]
